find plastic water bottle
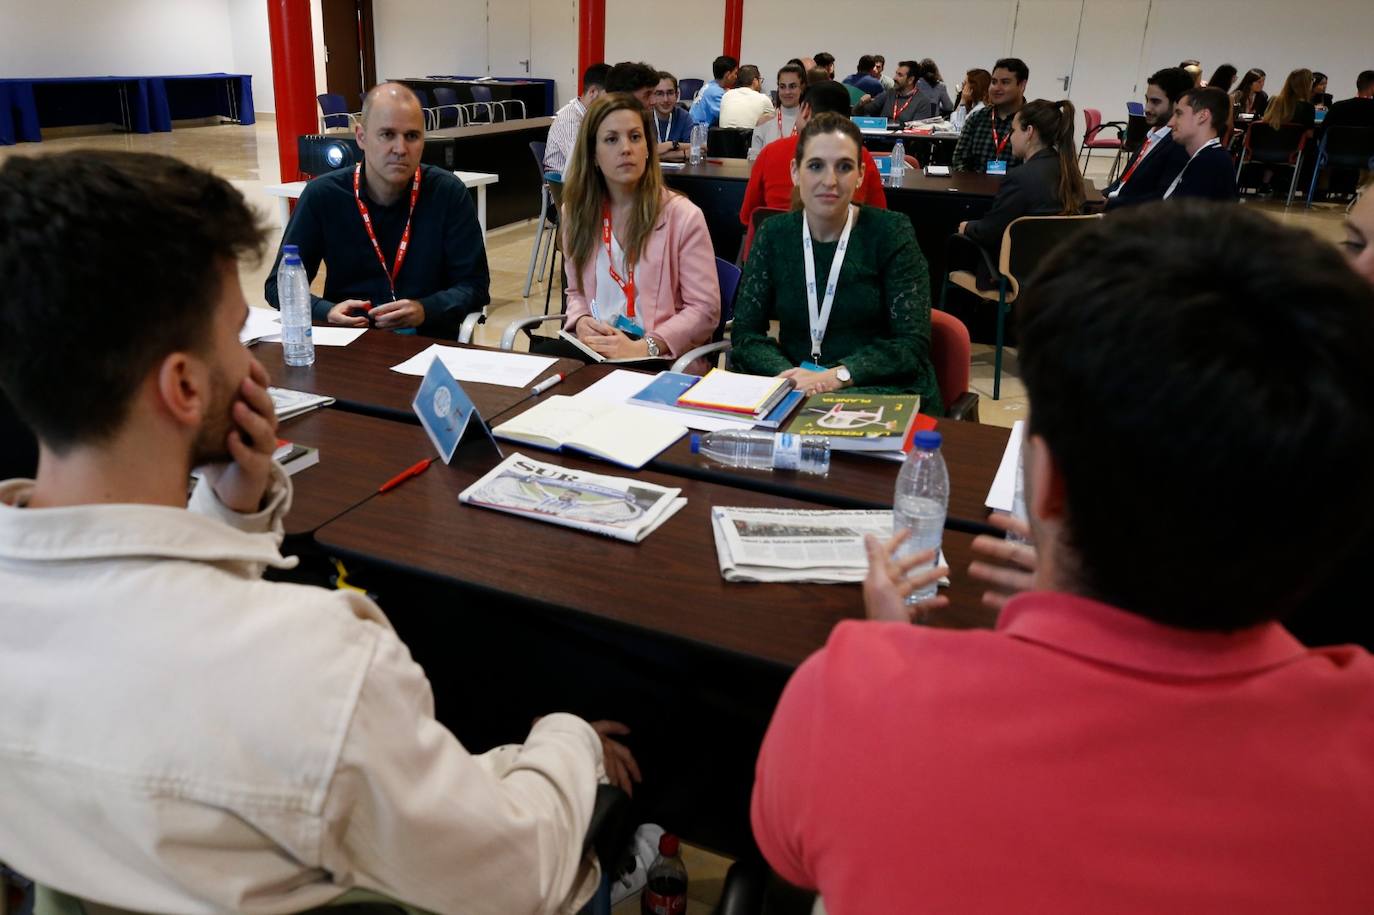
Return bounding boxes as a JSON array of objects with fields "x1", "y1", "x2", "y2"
[
  {"x1": 892, "y1": 431, "x2": 948, "y2": 605},
  {"x1": 278, "y1": 244, "x2": 314, "y2": 367},
  {"x1": 689, "y1": 124, "x2": 707, "y2": 165},
  {"x1": 640, "y1": 833, "x2": 688, "y2": 915},
  {"x1": 891, "y1": 139, "x2": 906, "y2": 183},
  {"x1": 691, "y1": 431, "x2": 830, "y2": 475}
]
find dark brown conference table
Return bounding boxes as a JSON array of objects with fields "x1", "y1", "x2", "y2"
[
  {"x1": 251, "y1": 332, "x2": 580, "y2": 423},
  {"x1": 501, "y1": 364, "x2": 1010, "y2": 532}
]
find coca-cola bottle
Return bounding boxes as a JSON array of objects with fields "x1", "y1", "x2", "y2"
[{"x1": 640, "y1": 833, "x2": 688, "y2": 915}]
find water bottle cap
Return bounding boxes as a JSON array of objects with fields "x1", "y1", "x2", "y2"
[
  {"x1": 689, "y1": 433, "x2": 701, "y2": 454},
  {"x1": 282, "y1": 244, "x2": 299, "y2": 256},
  {"x1": 659, "y1": 833, "x2": 680, "y2": 857},
  {"x1": 913, "y1": 430, "x2": 943, "y2": 451}
]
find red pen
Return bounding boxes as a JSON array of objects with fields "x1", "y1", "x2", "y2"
[
  {"x1": 378, "y1": 458, "x2": 434, "y2": 493},
  {"x1": 706, "y1": 158, "x2": 726, "y2": 164}
]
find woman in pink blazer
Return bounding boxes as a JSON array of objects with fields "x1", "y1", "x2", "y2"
[{"x1": 561, "y1": 94, "x2": 720, "y2": 369}]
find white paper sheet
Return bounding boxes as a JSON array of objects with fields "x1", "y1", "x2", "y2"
[
  {"x1": 390, "y1": 344, "x2": 557, "y2": 388},
  {"x1": 985, "y1": 419, "x2": 1025, "y2": 512},
  {"x1": 572, "y1": 370, "x2": 753, "y2": 432},
  {"x1": 239, "y1": 307, "x2": 281, "y2": 344},
  {"x1": 259, "y1": 326, "x2": 369, "y2": 347}
]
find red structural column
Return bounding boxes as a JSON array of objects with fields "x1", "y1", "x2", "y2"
[
  {"x1": 578, "y1": 0, "x2": 606, "y2": 94},
  {"x1": 266, "y1": 0, "x2": 319, "y2": 182},
  {"x1": 723, "y1": 0, "x2": 744, "y2": 61}
]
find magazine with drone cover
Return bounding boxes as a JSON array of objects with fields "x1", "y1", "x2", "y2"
[
  {"x1": 458, "y1": 453, "x2": 687, "y2": 542},
  {"x1": 782, "y1": 393, "x2": 921, "y2": 452}
]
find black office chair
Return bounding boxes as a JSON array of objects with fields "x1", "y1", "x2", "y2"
[
  {"x1": 1106, "y1": 113, "x2": 1148, "y2": 183},
  {"x1": 679, "y1": 78, "x2": 706, "y2": 104},
  {"x1": 707, "y1": 127, "x2": 753, "y2": 159},
  {"x1": 1236, "y1": 122, "x2": 1312, "y2": 205},
  {"x1": 1305, "y1": 126, "x2": 1374, "y2": 206},
  {"x1": 711, "y1": 859, "x2": 816, "y2": 915}
]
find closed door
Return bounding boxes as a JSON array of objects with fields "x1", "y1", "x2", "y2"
[
  {"x1": 322, "y1": 0, "x2": 366, "y2": 109},
  {"x1": 1009, "y1": 0, "x2": 1086, "y2": 100},
  {"x1": 488, "y1": 0, "x2": 532, "y2": 77}
]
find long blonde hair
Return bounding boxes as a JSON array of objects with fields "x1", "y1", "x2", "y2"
[
  {"x1": 563, "y1": 94, "x2": 668, "y2": 284},
  {"x1": 1263, "y1": 68, "x2": 1313, "y2": 128}
]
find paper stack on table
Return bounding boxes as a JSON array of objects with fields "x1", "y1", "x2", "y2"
[
  {"x1": 576, "y1": 370, "x2": 756, "y2": 433},
  {"x1": 711, "y1": 507, "x2": 947, "y2": 585},
  {"x1": 269, "y1": 387, "x2": 335, "y2": 421},
  {"x1": 241, "y1": 309, "x2": 368, "y2": 347},
  {"x1": 985, "y1": 420, "x2": 1025, "y2": 512},
  {"x1": 391, "y1": 344, "x2": 557, "y2": 388}
]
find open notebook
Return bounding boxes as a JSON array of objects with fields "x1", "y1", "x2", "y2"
[{"x1": 491, "y1": 395, "x2": 687, "y2": 469}]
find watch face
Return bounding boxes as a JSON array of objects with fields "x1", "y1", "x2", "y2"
[{"x1": 837, "y1": 367, "x2": 852, "y2": 382}]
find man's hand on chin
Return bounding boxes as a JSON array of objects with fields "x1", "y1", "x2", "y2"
[{"x1": 212, "y1": 359, "x2": 279, "y2": 514}]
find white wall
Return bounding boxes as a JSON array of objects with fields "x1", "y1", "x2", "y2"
[
  {"x1": 605, "y1": 0, "x2": 725, "y2": 85},
  {"x1": 531, "y1": 0, "x2": 578, "y2": 108},
  {"x1": 373, "y1": 0, "x2": 490, "y2": 83},
  {"x1": 226, "y1": 0, "x2": 275, "y2": 114}
]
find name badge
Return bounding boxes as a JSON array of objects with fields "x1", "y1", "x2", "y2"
[
  {"x1": 800, "y1": 360, "x2": 827, "y2": 373},
  {"x1": 987, "y1": 160, "x2": 1008, "y2": 176},
  {"x1": 613, "y1": 314, "x2": 646, "y2": 339}
]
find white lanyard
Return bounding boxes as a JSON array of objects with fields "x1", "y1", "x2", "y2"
[
  {"x1": 656, "y1": 110, "x2": 673, "y2": 144},
  {"x1": 1163, "y1": 137, "x2": 1221, "y2": 199},
  {"x1": 802, "y1": 205, "x2": 856, "y2": 361}
]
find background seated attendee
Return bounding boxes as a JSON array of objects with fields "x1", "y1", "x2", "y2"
[
  {"x1": 562, "y1": 96, "x2": 720, "y2": 368},
  {"x1": 1323, "y1": 70, "x2": 1374, "y2": 129},
  {"x1": 545, "y1": 63, "x2": 610, "y2": 173},
  {"x1": 690, "y1": 55, "x2": 738, "y2": 126},
  {"x1": 855, "y1": 60, "x2": 932, "y2": 126},
  {"x1": 813, "y1": 52, "x2": 836, "y2": 79},
  {"x1": 953, "y1": 58, "x2": 1028, "y2": 172},
  {"x1": 752, "y1": 202, "x2": 1374, "y2": 914},
  {"x1": 1310, "y1": 71, "x2": 1332, "y2": 108},
  {"x1": 1262, "y1": 68, "x2": 1317, "y2": 130},
  {"x1": 739, "y1": 81, "x2": 889, "y2": 226},
  {"x1": 751, "y1": 64, "x2": 807, "y2": 156},
  {"x1": 950, "y1": 68, "x2": 991, "y2": 133},
  {"x1": 0, "y1": 149, "x2": 637, "y2": 913},
  {"x1": 1205, "y1": 63, "x2": 1237, "y2": 94},
  {"x1": 1104, "y1": 67, "x2": 1194, "y2": 210},
  {"x1": 606, "y1": 60, "x2": 660, "y2": 109},
  {"x1": 959, "y1": 99, "x2": 1086, "y2": 277},
  {"x1": 265, "y1": 83, "x2": 490, "y2": 339},
  {"x1": 1181, "y1": 59, "x2": 1203, "y2": 85},
  {"x1": 1165, "y1": 87, "x2": 1239, "y2": 201},
  {"x1": 652, "y1": 71, "x2": 694, "y2": 161},
  {"x1": 874, "y1": 54, "x2": 894, "y2": 91},
  {"x1": 1231, "y1": 67, "x2": 1268, "y2": 117},
  {"x1": 731, "y1": 113, "x2": 941, "y2": 412},
  {"x1": 841, "y1": 55, "x2": 884, "y2": 97},
  {"x1": 719, "y1": 64, "x2": 776, "y2": 129},
  {"x1": 915, "y1": 58, "x2": 955, "y2": 117}
]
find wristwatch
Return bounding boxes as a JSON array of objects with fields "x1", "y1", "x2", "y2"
[
  {"x1": 645, "y1": 335, "x2": 661, "y2": 358},
  {"x1": 835, "y1": 365, "x2": 852, "y2": 385}
]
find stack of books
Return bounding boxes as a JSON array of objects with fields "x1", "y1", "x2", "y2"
[
  {"x1": 783, "y1": 393, "x2": 933, "y2": 460},
  {"x1": 630, "y1": 369, "x2": 803, "y2": 429}
]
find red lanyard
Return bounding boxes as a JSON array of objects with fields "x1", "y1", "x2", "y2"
[
  {"x1": 778, "y1": 108, "x2": 797, "y2": 136},
  {"x1": 892, "y1": 93, "x2": 915, "y2": 121},
  {"x1": 990, "y1": 116, "x2": 1011, "y2": 159},
  {"x1": 353, "y1": 164, "x2": 422, "y2": 299},
  {"x1": 1117, "y1": 136, "x2": 1156, "y2": 187},
  {"x1": 601, "y1": 202, "x2": 636, "y2": 317}
]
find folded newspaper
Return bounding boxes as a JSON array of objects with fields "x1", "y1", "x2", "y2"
[
  {"x1": 711, "y1": 507, "x2": 948, "y2": 585},
  {"x1": 269, "y1": 387, "x2": 335, "y2": 421},
  {"x1": 459, "y1": 453, "x2": 687, "y2": 543}
]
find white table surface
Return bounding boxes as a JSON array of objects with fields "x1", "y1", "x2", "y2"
[{"x1": 264, "y1": 170, "x2": 500, "y2": 242}]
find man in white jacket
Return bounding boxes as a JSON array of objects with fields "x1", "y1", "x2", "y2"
[{"x1": 0, "y1": 149, "x2": 638, "y2": 915}]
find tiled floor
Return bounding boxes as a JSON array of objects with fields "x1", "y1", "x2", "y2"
[{"x1": 2, "y1": 118, "x2": 1352, "y2": 433}]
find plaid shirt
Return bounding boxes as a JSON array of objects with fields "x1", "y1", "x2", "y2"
[{"x1": 952, "y1": 105, "x2": 1023, "y2": 173}]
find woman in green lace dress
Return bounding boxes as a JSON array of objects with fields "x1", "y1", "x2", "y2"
[{"x1": 730, "y1": 112, "x2": 942, "y2": 414}]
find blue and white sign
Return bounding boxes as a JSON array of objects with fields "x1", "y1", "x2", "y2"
[{"x1": 411, "y1": 356, "x2": 502, "y2": 464}]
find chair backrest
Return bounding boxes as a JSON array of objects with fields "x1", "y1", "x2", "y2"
[
  {"x1": 1320, "y1": 126, "x2": 1374, "y2": 170},
  {"x1": 546, "y1": 174, "x2": 566, "y2": 212},
  {"x1": 715, "y1": 257, "x2": 742, "y2": 328},
  {"x1": 1120, "y1": 113, "x2": 1148, "y2": 152},
  {"x1": 411, "y1": 87, "x2": 433, "y2": 108},
  {"x1": 1245, "y1": 123, "x2": 1308, "y2": 163},
  {"x1": 433, "y1": 86, "x2": 459, "y2": 107},
  {"x1": 317, "y1": 93, "x2": 351, "y2": 130},
  {"x1": 929, "y1": 309, "x2": 972, "y2": 406},
  {"x1": 1002, "y1": 214, "x2": 1102, "y2": 296},
  {"x1": 679, "y1": 78, "x2": 705, "y2": 102},
  {"x1": 844, "y1": 83, "x2": 865, "y2": 106},
  {"x1": 1081, "y1": 107, "x2": 1103, "y2": 140},
  {"x1": 741, "y1": 206, "x2": 787, "y2": 264},
  {"x1": 471, "y1": 84, "x2": 493, "y2": 104},
  {"x1": 707, "y1": 127, "x2": 753, "y2": 158}
]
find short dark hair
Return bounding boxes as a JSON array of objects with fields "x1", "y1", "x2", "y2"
[
  {"x1": 795, "y1": 111, "x2": 863, "y2": 165},
  {"x1": 1181, "y1": 86, "x2": 1230, "y2": 136},
  {"x1": 776, "y1": 63, "x2": 806, "y2": 85},
  {"x1": 606, "y1": 61, "x2": 659, "y2": 94},
  {"x1": 806, "y1": 67, "x2": 830, "y2": 86},
  {"x1": 856, "y1": 55, "x2": 876, "y2": 74},
  {"x1": 993, "y1": 57, "x2": 1029, "y2": 84},
  {"x1": 1018, "y1": 202, "x2": 1374, "y2": 631},
  {"x1": 737, "y1": 65, "x2": 761, "y2": 86},
  {"x1": 583, "y1": 63, "x2": 611, "y2": 91},
  {"x1": 897, "y1": 59, "x2": 919, "y2": 78},
  {"x1": 656, "y1": 71, "x2": 678, "y2": 91},
  {"x1": 873, "y1": 54, "x2": 886, "y2": 65},
  {"x1": 1148, "y1": 66, "x2": 1195, "y2": 105},
  {"x1": 713, "y1": 55, "x2": 739, "y2": 80},
  {"x1": 800, "y1": 80, "x2": 853, "y2": 117},
  {"x1": 814, "y1": 52, "x2": 835, "y2": 69},
  {"x1": 1358, "y1": 70, "x2": 1374, "y2": 93},
  {"x1": 0, "y1": 151, "x2": 265, "y2": 452}
]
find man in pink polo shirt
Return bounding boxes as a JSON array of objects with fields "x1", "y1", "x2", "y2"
[{"x1": 752, "y1": 201, "x2": 1374, "y2": 914}]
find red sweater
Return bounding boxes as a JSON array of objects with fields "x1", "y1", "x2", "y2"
[{"x1": 739, "y1": 135, "x2": 888, "y2": 226}]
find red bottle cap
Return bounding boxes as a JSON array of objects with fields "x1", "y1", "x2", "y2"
[{"x1": 659, "y1": 833, "x2": 680, "y2": 857}]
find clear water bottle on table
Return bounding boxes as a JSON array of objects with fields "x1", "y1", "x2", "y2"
[
  {"x1": 689, "y1": 124, "x2": 707, "y2": 165},
  {"x1": 891, "y1": 139, "x2": 907, "y2": 184},
  {"x1": 692, "y1": 431, "x2": 830, "y2": 475},
  {"x1": 892, "y1": 430, "x2": 948, "y2": 607},
  {"x1": 277, "y1": 244, "x2": 314, "y2": 368}
]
